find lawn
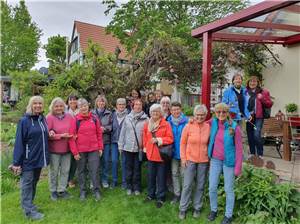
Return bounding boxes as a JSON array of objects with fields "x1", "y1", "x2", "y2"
[{"x1": 1, "y1": 170, "x2": 225, "y2": 224}]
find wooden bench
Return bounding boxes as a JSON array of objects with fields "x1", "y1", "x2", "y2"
[{"x1": 262, "y1": 117, "x2": 283, "y2": 158}]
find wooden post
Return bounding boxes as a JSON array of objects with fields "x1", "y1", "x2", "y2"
[{"x1": 282, "y1": 120, "x2": 291, "y2": 161}]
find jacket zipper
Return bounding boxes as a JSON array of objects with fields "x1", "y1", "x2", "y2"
[
  {"x1": 26, "y1": 144, "x2": 29, "y2": 159},
  {"x1": 38, "y1": 119, "x2": 47, "y2": 167}
]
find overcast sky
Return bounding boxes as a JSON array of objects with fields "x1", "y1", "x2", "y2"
[
  {"x1": 7, "y1": 0, "x2": 261, "y2": 69},
  {"x1": 8, "y1": 0, "x2": 119, "y2": 69}
]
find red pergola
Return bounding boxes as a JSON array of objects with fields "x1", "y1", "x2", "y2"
[
  {"x1": 192, "y1": 0, "x2": 300, "y2": 113},
  {"x1": 192, "y1": 0, "x2": 300, "y2": 161}
]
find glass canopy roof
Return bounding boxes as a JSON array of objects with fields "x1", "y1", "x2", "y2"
[{"x1": 192, "y1": 1, "x2": 300, "y2": 45}]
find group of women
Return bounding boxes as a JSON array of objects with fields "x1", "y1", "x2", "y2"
[{"x1": 11, "y1": 74, "x2": 272, "y2": 224}]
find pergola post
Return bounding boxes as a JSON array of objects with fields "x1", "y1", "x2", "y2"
[{"x1": 201, "y1": 32, "x2": 212, "y2": 117}]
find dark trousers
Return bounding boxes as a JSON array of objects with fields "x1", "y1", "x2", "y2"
[
  {"x1": 147, "y1": 161, "x2": 166, "y2": 201},
  {"x1": 246, "y1": 118, "x2": 264, "y2": 156},
  {"x1": 77, "y1": 151, "x2": 100, "y2": 192},
  {"x1": 124, "y1": 151, "x2": 141, "y2": 191},
  {"x1": 68, "y1": 156, "x2": 77, "y2": 181},
  {"x1": 20, "y1": 168, "x2": 42, "y2": 215}
]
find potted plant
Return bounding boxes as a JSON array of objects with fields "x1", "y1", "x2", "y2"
[{"x1": 285, "y1": 103, "x2": 298, "y2": 117}]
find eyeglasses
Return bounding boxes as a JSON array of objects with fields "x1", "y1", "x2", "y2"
[{"x1": 215, "y1": 110, "x2": 227, "y2": 114}]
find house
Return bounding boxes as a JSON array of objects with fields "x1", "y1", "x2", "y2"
[{"x1": 68, "y1": 20, "x2": 129, "y2": 65}]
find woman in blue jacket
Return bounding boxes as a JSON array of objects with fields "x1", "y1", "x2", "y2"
[
  {"x1": 11, "y1": 96, "x2": 49, "y2": 220},
  {"x1": 167, "y1": 101, "x2": 188, "y2": 204}
]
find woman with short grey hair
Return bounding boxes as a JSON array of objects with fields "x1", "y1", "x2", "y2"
[{"x1": 47, "y1": 97, "x2": 74, "y2": 201}]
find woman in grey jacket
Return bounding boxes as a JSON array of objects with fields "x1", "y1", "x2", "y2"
[
  {"x1": 118, "y1": 98, "x2": 148, "y2": 195},
  {"x1": 93, "y1": 95, "x2": 112, "y2": 188}
]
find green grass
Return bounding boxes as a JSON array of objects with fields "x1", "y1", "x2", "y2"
[{"x1": 1, "y1": 177, "x2": 228, "y2": 224}]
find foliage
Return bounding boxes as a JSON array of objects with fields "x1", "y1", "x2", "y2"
[
  {"x1": 234, "y1": 164, "x2": 300, "y2": 223},
  {"x1": 1, "y1": 149, "x2": 19, "y2": 195},
  {"x1": 1, "y1": 1, "x2": 41, "y2": 74},
  {"x1": 285, "y1": 103, "x2": 298, "y2": 113},
  {"x1": 182, "y1": 104, "x2": 193, "y2": 116},
  {"x1": 0, "y1": 122, "x2": 17, "y2": 146},
  {"x1": 44, "y1": 35, "x2": 67, "y2": 75},
  {"x1": 103, "y1": 0, "x2": 280, "y2": 90}
]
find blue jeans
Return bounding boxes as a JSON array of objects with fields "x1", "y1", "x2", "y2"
[
  {"x1": 209, "y1": 158, "x2": 235, "y2": 218},
  {"x1": 101, "y1": 144, "x2": 111, "y2": 184},
  {"x1": 121, "y1": 150, "x2": 126, "y2": 188},
  {"x1": 246, "y1": 118, "x2": 264, "y2": 156}
]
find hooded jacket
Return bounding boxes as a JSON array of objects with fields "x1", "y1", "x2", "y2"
[
  {"x1": 13, "y1": 114, "x2": 49, "y2": 171},
  {"x1": 167, "y1": 114, "x2": 189, "y2": 160},
  {"x1": 69, "y1": 112, "x2": 103, "y2": 156}
]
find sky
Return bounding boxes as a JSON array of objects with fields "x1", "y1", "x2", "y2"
[
  {"x1": 8, "y1": 0, "x2": 118, "y2": 69},
  {"x1": 7, "y1": 0, "x2": 261, "y2": 70}
]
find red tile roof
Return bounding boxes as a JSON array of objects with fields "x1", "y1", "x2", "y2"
[{"x1": 73, "y1": 21, "x2": 129, "y2": 60}]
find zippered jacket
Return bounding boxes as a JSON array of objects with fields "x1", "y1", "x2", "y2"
[{"x1": 13, "y1": 114, "x2": 49, "y2": 171}]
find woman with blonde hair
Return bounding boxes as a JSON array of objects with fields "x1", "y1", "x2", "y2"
[
  {"x1": 12, "y1": 96, "x2": 49, "y2": 220},
  {"x1": 207, "y1": 103, "x2": 243, "y2": 224},
  {"x1": 46, "y1": 97, "x2": 74, "y2": 200}
]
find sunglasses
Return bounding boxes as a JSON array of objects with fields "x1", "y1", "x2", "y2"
[{"x1": 215, "y1": 110, "x2": 227, "y2": 114}]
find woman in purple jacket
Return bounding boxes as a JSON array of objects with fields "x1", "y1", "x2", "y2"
[{"x1": 246, "y1": 76, "x2": 273, "y2": 158}]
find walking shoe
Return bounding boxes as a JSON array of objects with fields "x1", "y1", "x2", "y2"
[
  {"x1": 143, "y1": 196, "x2": 154, "y2": 203},
  {"x1": 59, "y1": 191, "x2": 71, "y2": 199},
  {"x1": 126, "y1": 189, "x2": 132, "y2": 195},
  {"x1": 221, "y1": 216, "x2": 232, "y2": 224},
  {"x1": 134, "y1": 190, "x2": 141, "y2": 196},
  {"x1": 79, "y1": 191, "x2": 86, "y2": 201},
  {"x1": 102, "y1": 182, "x2": 109, "y2": 189},
  {"x1": 178, "y1": 211, "x2": 186, "y2": 220},
  {"x1": 110, "y1": 182, "x2": 117, "y2": 189},
  {"x1": 207, "y1": 211, "x2": 217, "y2": 221},
  {"x1": 193, "y1": 209, "x2": 201, "y2": 218},
  {"x1": 26, "y1": 211, "x2": 44, "y2": 220},
  {"x1": 50, "y1": 191, "x2": 58, "y2": 201},
  {"x1": 94, "y1": 191, "x2": 101, "y2": 202},
  {"x1": 170, "y1": 195, "x2": 180, "y2": 205},
  {"x1": 156, "y1": 200, "x2": 164, "y2": 208}
]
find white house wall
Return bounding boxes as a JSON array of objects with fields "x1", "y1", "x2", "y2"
[{"x1": 263, "y1": 43, "x2": 300, "y2": 115}]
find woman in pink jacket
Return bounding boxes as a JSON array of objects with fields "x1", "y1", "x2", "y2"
[
  {"x1": 69, "y1": 98, "x2": 103, "y2": 201},
  {"x1": 246, "y1": 76, "x2": 273, "y2": 158},
  {"x1": 47, "y1": 97, "x2": 74, "y2": 201}
]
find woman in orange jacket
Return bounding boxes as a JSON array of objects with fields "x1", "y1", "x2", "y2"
[
  {"x1": 143, "y1": 104, "x2": 174, "y2": 208},
  {"x1": 178, "y1": 104, "x2": 210, "y2": 220}
]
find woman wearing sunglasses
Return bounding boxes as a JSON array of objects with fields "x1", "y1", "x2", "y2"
[{"x1": 207, "y1": 103, "x2": 243, "y2": 224}]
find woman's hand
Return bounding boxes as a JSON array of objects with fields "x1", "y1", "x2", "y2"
[
  {"x1": 49, "y1": 130, "x2": 55, "y2": 137},
  {"x1": 74, "y1": 154, "x2": 81, "y2": 160},
  {"x1": 181, "y1": 160, "x2": 187, "y2": 168},
  {"x1": 151, "y1": 138, "x2": 158, "y2": 144},
  {"x1": 10, "y1": 165, "x2": 22, "y2": 175},
  {"x1": 99, "y1": 150, "x2": 103, "y2": 157},
  {"x1": 61, "y1": 133, "x2": 73, "y2": 138}
]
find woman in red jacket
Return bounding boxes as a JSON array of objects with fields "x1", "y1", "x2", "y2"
[
  {"x1": 69, "y1": 98, "x2": 103, "y2": 201},
  {"x1": 143, "y1": 104, "x2": 173, "y2": 208},
  {"x1": 246, "y1": 76, "x2": 273, "y2": 158}
]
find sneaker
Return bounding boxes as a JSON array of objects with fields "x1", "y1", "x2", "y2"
[
  {"x1": 68, "y1": 180, "x2": 76, "y2": 188},
  {"x1": 110, "y1": 182, "x2": 117, "y2": 189},
  {"x1": 79, "y1": 191, "x2": 86, "y2": 201},
  {"x1": 193, "y1": 209, "x2": 201, "y2": 218},
  {"x1": 102, "y1": 182, "x2": 109, "y2": 189},
  {"x1": 207, "y1": 211, "x2": 217, "y2": 221},
  {"x1": 156, "y1": 200, "x2": 164, "y2": 208},
  {"x1": 221, "y1": 216, "x2": 233, "y2": 224},
  {"x1": 178, "y1": 211, "x2": 186, "y2": 220},
  {"x1": 247, "y1": 154, "x2": 255, "y2": 160},
  {"x1": 26, "y1": 211, "x2": 44, "y2": 220},
  {"x1": 121, "y1": 183, "x2": 127, "y2": 190},
  {"x1": 170, "y1": 195, "x2": 180, "y2": 205},
  {"x1": 134, "y1": 190, "x2": 141, "y2": 196},
  {"x1": 50, "y1": 191, "x2": 58, "y2": 201},
  {"x1": 94, "y1": 191, "x2": 101, "y2": 202},
  {"x1": 143, "y1": 196, "x2": 153, "y2": 203},
  {"x1": 126, "y1": 189, "x2": 132, "y2": 196},
  {"x1": 59, "y1": 191, "x2": 71, "y2": 199},
  {"x1": 258, "y1": 155, "x2": 264, "y2": 160}
]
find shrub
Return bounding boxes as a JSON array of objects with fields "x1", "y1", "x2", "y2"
[
  {"x1": 0, "y1": 122, "x2": 17, "y2": 146},
  {"x1": 182, "y1": 104, "x2": 193, "y2": 116},
  {"x1": 1, "y1": 149, "x2": 19, "y2": 195}
]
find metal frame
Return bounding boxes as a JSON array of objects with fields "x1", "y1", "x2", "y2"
[{"x1": 192, "y1": 0, "x2": 300, "y2": 115}]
